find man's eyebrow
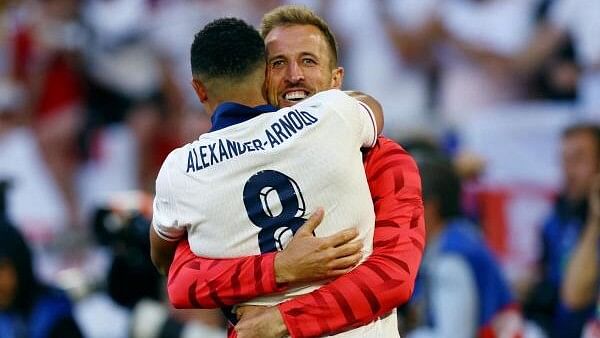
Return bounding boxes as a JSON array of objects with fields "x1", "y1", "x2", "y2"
[
  {"x1": 267, "y1": 54, "x2": 285, "y2": 62},
  {"x1": 299, "y1": 52, "x2": 318, "y2": 59},
  {"x1": 267, "y1": 51, "x2": 320, "y2": 63}
]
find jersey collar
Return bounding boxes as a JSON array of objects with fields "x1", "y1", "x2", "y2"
[{"x1": 210, "y1": 102, "x2": 277, "y2": 132}]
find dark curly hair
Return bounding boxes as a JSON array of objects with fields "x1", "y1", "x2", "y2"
[{"x1": 191, "y1": 17, "x2": 265, "y2": 80}]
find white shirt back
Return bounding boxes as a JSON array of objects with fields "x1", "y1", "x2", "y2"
[{"x1": 152, "y1": 89, "x2": 377, "y2": 305}]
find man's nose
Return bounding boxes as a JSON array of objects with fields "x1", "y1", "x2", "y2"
[{"x1": 286, "y1": 62, "x2": 304, "y2": 83}]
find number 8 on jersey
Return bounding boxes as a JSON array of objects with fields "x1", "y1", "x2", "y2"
[{"x1": 243, "y1": 170, "x2": 307, "y2": 253}]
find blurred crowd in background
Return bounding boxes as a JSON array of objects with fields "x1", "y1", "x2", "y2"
[{"x1": 0, "y1": 0, "x2": 598, "y2": 337}]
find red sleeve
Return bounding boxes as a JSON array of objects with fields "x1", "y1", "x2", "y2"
[
  {"x1": 278, "y1": 136, "x2": 426, "y2": 338},
  {"x1": 167, "y1": 240, "x2": 287, "y2": 309}
]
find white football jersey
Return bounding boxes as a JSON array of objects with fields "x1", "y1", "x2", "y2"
[{"x1": 152, "y1": 89, "x2": 377, "y2": 307}]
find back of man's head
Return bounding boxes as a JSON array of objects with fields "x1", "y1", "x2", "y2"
[{"x1": 191, "y1": 18, "x2": 266, "y2": 96}]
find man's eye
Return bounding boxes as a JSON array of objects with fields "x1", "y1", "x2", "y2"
[
  {"x1": 302, "y1": 58, "x2": 316, "y2": 65},
  {"x1": 271, "y1": 60, "x2": 285, "y2": 68}
]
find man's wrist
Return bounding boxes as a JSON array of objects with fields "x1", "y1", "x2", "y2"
[
  {"x1": 273, "y1": 305, "x2": 289, "y2": 337},
  {"x1": 274, "y1": 252, "x2": 292, "y2": 284}
]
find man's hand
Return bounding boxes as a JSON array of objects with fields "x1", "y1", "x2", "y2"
[
  {"x1": 274, "y1": 208, "x2": 363, "y2": 284},
  {"x1": 235, "y1": 305, "x2": 287, "y2": 338}
]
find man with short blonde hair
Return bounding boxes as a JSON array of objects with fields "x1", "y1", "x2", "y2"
[{"x1": 260, "y1": 5, "x2": 339, "y2": 69}]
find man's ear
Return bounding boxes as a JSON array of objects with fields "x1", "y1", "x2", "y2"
[
  {"x1": 191, "y1": 78, "x2": 209, "y2": 103},
  {"x1": 330, "y1": 67, "x2": 344, "y2": 89}
]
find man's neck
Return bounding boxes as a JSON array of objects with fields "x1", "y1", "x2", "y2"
[
  {"x1": 207, "y1": 89, "x2": 267, "y2": 117},
  {"x1": 229, "y1": 94, "x2": 268, "y2": 108}
]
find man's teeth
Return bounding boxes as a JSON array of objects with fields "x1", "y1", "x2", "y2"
[{"x1": 284, "y1": 91, "x2": 307, "y2": 101}]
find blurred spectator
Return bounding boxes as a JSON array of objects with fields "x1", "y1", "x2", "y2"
[
  {"x1": 432, "y1": 0, "x2": 540, "y2": 127},
  {"x1": 291, "y1": 0, "x2": 432, "y2": 140},
  {"x1": 560, "y1": 174, "x2": 600, "y2": 338},
  {"x1": 0, "y1": 79, "x2": 78, "y2": 284},
  {"x1": 524, "y1": 123, "x2": 600, "y2": 338},
  {"x1": 513, "y1": 0, "x2": 600, "y2": 117},
  {"x1": 126, "y1": 99, "x2": 176, "y2": 191},
  {"x1": 452, "y1": 102, "x2": 576, "y2": 298},
  {"x1": 375, "y1": 0, "x2": 540, "y2": 130},
  {"x1": 407, "y1": 156, "x2": 523, "y2": 338},
  {"x1": 0, "y1": 217, "x2": 83, "y2": 337},
  {"x1": 82, "y1": 0, "x2": 159, "y2": 115},
  {"x1": 148, "y1": 0, "x2": 282, "y2": 110},
  {"x1": 78, "y1": 0, "x2": 215, "y2": 203},
  {"x1": 527, "y1": 0, "x2": 578, "y2": 101},
  {"x1": 80, "y1": 0, "x2": 169, "y2": 199},
  {"x1": 10, "y1": 0, "x2": 87, "y2": 226}
]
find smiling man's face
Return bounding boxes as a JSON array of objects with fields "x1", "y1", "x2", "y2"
[{"x1": 264, "y1": 24, "x2": 343, "y2": 108}]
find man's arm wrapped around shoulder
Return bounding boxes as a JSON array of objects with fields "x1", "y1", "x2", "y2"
[
  {"x1": 166, "y1": 208, "x2": 361, "y2": 309},
  {"x1": 167, "y1": 240, "x2": 284, "y2": 308},
  {"x1": 277, "y1": 136, "x2": 426, "y2": 337}
]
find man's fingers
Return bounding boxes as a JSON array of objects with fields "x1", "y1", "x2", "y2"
[
  {"x1": 323, "y1": 227, "x2": 359, "y2": 247},
  {"x1": 327, "y1": 266, "x2": 356, "y2": 278},
  {"x1": 236, "y1": 306, "x2": 249, "y2": 320},
  {"x1": 331, "y1": 241, "x2": 363, "y2": 258},
  {"x1": 328, "y1": 251, "x2": 363, "y2": 270},
  {"x1": 297, "y1": 208, "x2": 324, "y2": 235},
  {"x1": 236, "y1": 305, "x2": 267, "y2": 320}
]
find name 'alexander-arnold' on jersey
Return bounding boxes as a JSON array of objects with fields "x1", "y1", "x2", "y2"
[{"x1": 186, "y1": 109, "x2": 318, "y2": 173}]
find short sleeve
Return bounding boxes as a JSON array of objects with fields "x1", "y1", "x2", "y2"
[
  {"x1": 152, "y1": 153, "x2": 186, "y2": 241},
  {"x1": 320, "y1": 90, "x2": 378, "y2": 148}
]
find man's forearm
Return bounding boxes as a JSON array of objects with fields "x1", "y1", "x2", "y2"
[
  {"x1": 150, "y1": 225, "x2": 179, "y2": 275},
  {"x1": 167, "y1": 209, "x2": 359, "y2": 309},
  {"x1": 168, "y1": 240, "x2": 285, "y2": 308}
]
